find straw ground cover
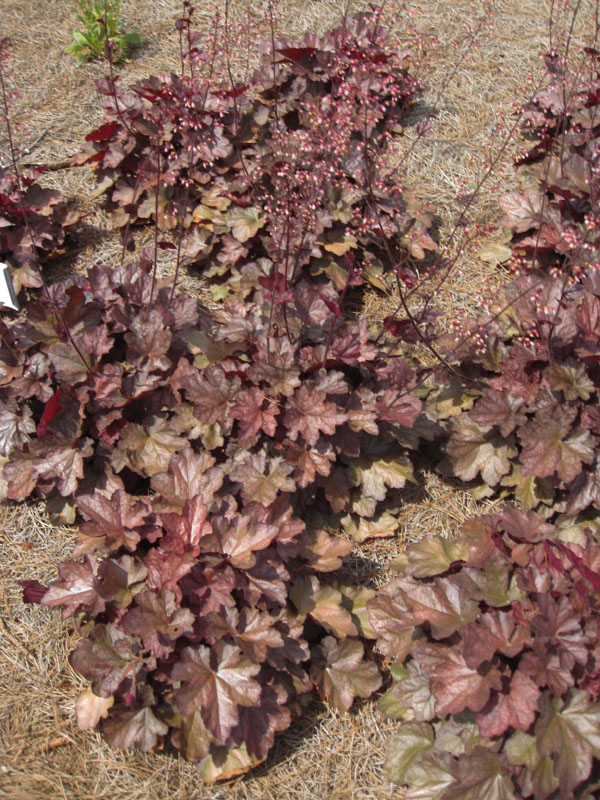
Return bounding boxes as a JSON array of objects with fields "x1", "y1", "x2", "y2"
[{"x1": 0, "y1": 0, "x2": 591, "y2": 798}]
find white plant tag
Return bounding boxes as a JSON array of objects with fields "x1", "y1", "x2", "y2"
[{"x1": 0, "y1": 262, "x2": 19, "y2": 311}]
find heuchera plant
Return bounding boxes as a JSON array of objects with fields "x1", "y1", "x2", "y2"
[
  {"x1": 73, "y1": 10, "x2": 435, "y2": 299},
  {"x1": 368, "y1": 506, "x2": 600, "y2": 799},
  {"x1": 1, "y1": 247, "x2": 440, "y2": 776},
  {"x1": 0, "y1": 6, "x2": 445, "y2": 776},
  {"x1": 386, "y1": 40, "x2": 600, "y2": 799},
  {"x1": 498, "y1": 46, "x2": 600, "y2": 279},
  {"x1": 439, "y1": 267, "x2": 600, "y2": 528},
  {"x1": 435, "y1": 46, "x2": 600, "y2": 531}
]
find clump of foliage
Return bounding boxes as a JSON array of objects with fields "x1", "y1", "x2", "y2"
[
  {"x1": 73, "y1": 9, "x2": 435, "y2": 299},
  {"x1": 3, "y1": 6, "x2": 443, "y2": 775},
  {"x1": 0, "y1": 166, "x2": 79, "y2": 293},
  {"x1": 439, "y1": 266, "x2": 600, "y2": 528},
  {"x1": 368, "y1": 506, "x2": 600, "y2": 798},
  {"x1": 2, "y1": 245, "x2": 441, "y2": 775},
  {"x1": 497, "y1": 46, "x2": 599, "y2": 278},
  {"x1": 65, "y1": 0, "x2": 145, "y2": 64},
  {"x1": 434, "y1": 46, "x2": 600, "y2": 528},
  {"x1": 377, "y1": 41, "x2": 600, "y2": 799}
]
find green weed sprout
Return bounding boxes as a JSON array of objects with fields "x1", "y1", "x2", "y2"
[{"x1": 65, "y1": 0, "x2": 145, "y2": 63}]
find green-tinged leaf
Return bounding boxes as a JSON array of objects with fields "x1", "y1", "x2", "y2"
[
  {"x1": 64, "y1": 44, "x2": 88, "y2": 58},
  {"x1": 311, "y1": 636, "x2": 381, "y2": 711},
  {"x1": 364, "y1": 261, "x2": 388, "y2": 291},
  {"x1": 48, "y1": 342, "x2": 90, "y2": 384},
  {"x1": 447, "y1": 417, "x2": 516, "y2": 486},
  {"x1": 441, "y1": 748, "x2": 517, "y2": 800},
  {"x1": 535, "y1": 690, "x2": 600, "y2": 795},
  {"x1": 178, "y1": 329, "x2": 241, "y2": 365},
  {"x1": 120, "y1": 31, "x2": 145, "y2": 47},
  {"x1": 478, "y1": 240, "x2": 512, "y2": 265},
  {"x1": 171, "y1": 709, "x2": 213, "y2": 762},
  {"x1": 454, "y1": 554, "x2": 523, "y2": 608},
  {"x1": 72, "y1": 30, "x2": 93, "y2": 46},
  {"x1": 427, "y1": 376, "x2": 476, "y2": 419},
  {"x1": 402, "y1": 752, "x2": 455, "y2": 800},
  {"x1": 341, "y1": 510, "x2": 399, "y2": 543},
  {"x1": 323, "y1": 259, "x2": 349, "y2": 291},
  {"x1": 291, "y1": 576, "x2": 357, "y2": 638},
  {"x1": 316, "y1": 231, "x2": 357, "y2": 256},
  {"x1": 296, "y1": 527, "x2": 353, "y2": 573},
  {"x1": 198, "y1": 743, "x2": 262, "y2": 783},
  {"x1": 435, "y1": 717, "x2": 487, "y2": 757},
  {"x1": 227, "y1": 207, "x2": 265, "y2": 242},
  {"x1": 115, "y1": 416, "x2": 187, "y2": 477},
  {"x1": 336, "y1": 584, "x2": 377, "y2": 639},
  {"x1": 385, "y1": 722, "x2": 435, "y2": 785},
  {"x1": 347, "y1": 455, "x2": 414, "y2": 501},
  {"x1": 402, "y1": 535, "x2": 476, "y2": 578},
  {"x1": 378, "y1": 660, "x2": 435, "y2": 722},
  {"x1": 500, "y1": 466, "x2": 554, "y2": 511},
  {"x1": 230, "y1": 453, "x2": 295, "y2": 506},
  {"x1": 545, "y1": 361, "x2": 595, "y2": 401},
  {"x1": 504, "y1": 731, "x2": 559, "y2": 799}
]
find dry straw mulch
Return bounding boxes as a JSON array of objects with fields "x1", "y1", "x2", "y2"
[{"x1": 0, "y1": 1, "x2": 593, "y2": 798}]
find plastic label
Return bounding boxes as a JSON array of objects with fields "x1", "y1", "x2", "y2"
[{"x1": 0, "y1": 262, "x2": 19, "y2": 311}]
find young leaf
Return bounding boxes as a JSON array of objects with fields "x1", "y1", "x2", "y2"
[{"x1": 378, "y1": 661, "x2": 436, "y2": 722}]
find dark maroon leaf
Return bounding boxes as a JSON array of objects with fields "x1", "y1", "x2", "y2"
[
  {"x1": 36, "y1": 389, "x2": 62, "y2": 437},
  {"x1": 276, "y1": 46, "x2": 317, "y2": 62},
  {"x1": 85, "y1": 122, "x2": 119, "y2": 142}
]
